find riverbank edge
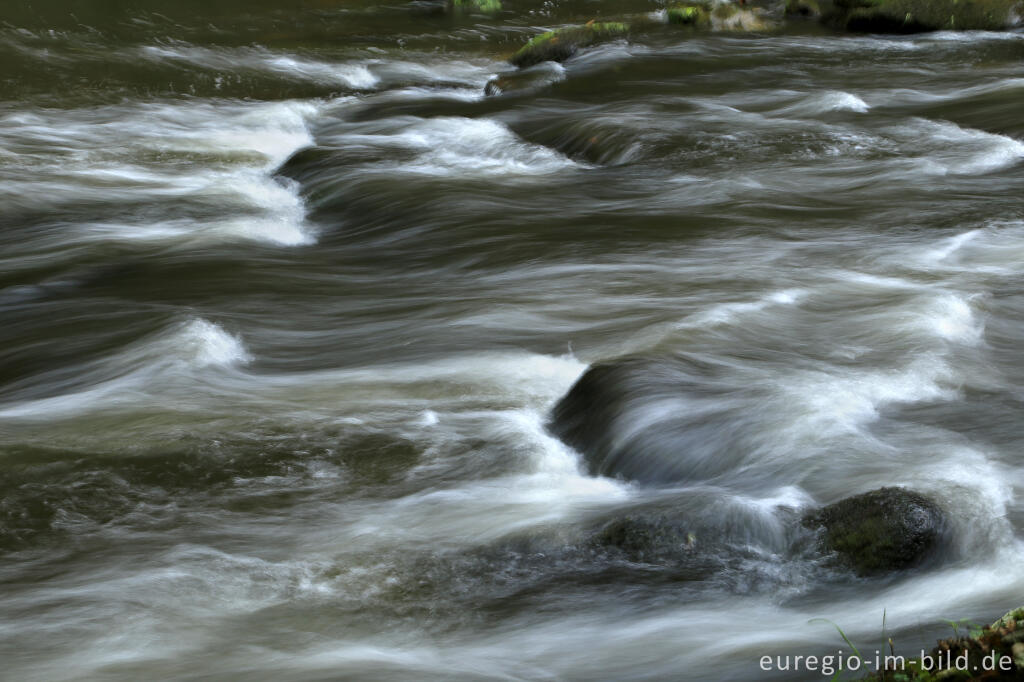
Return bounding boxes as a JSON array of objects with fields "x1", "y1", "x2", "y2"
[{"x1": 863, "y1": 606, "x2": 1024, "y2": 680}]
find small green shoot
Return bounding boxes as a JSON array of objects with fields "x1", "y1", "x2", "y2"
[{"x1": 810, "y1": 617, "x2": 862, "y2": 681}]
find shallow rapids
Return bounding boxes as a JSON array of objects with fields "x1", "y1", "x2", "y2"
[{"x1": 2, "y1": 1, "x2": 1024, "y2": 680}]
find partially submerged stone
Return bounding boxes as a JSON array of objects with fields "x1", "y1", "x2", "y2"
[
  {"x1": 547, "y1": 356, "x2": 757, "y2": 485},
  {"x1": 804, "y1": 487, "x2": 948, "y2": 576},
  {"x1": 830, "y1": 0, "x2": 1023, "y2": 32},
  {"x1": 509, "y1": 22, "x2": 630, "y2": 68}
]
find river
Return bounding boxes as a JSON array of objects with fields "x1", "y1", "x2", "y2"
[{"x1": 2, "y1": 1, "x2": 1023, "y2": 680}]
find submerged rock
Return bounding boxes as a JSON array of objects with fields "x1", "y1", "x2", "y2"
[
  {"x1": 548, "y1": 357, "x2": 758, "y2": 484},
  {"x1": 592, "y1": 515, "x2": 699, "y2": 563},
  {"x1": 803, "y1": 487, "x2": 947, "y2": 576},
  {"x1": 509, "y1": 22, "x2": 630, "y2": 69},
  {"x1": 829, "y1": 0, "x2": 1023, "y2": 32}
]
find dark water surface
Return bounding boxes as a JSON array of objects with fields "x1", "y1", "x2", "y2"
[{"x1": 2, "y1": 1, "x2": 1024, "y2": 680}]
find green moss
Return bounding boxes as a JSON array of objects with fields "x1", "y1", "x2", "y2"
[
  {"x1": 992, "y1": 607, "x2": 1024, "y2": 630},
  {"x1": 832, "y1": 0, "x2": 1022, "y2": 32},
  {"x1": 861, "y1": 605, "x2": 1024, "y2": 680},
  {"x1": 667, "y1": 5, "x2": 711, "y2": 26},
  {"x1": 451, "y1": 0, "x2": 502, "y2": 15},
  {"x1": 509, "y1": 22, "x2": 630, "y2": 68}
]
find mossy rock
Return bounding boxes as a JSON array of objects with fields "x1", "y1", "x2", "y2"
[
  {"x1": 667, "y1": 4, "x2": 712, "y2": 26},
  {"x1": 509, "y1": 22, "x2": 630, "y2": 68},
  {"x1": 803, "y1": 487, "x2": 948, "y2": 576},
  {"x1": 785, "y1": 0, "x2": 822, "y2": 18},
  {"x1": 993, "y1": 607, "x2": 1024, "y2": 631},
  {"x1": 831, "y1": 0, "x2": 1023, "y2": 32},
  {"x1": 450, "y1": 0, "x2": 502, "y2": 14},
  {"x1": 710, "y1": 3, "x2": 771, "y2": 30}
]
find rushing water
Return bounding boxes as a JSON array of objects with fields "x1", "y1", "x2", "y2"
[{"x1": 2, "y1": 1, "x2": 1024, "y2": 680}]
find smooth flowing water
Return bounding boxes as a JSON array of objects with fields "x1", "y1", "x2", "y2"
[{"x1": 2, "y1": 1, "x2": 1023, "y2": 680}]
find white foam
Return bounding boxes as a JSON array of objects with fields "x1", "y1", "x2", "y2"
[
  {"x1": 174, "y1": 319, "x2": 252, "y2": 368},
  {"x1": 822, "y1": 91, "x2": 870, "y2": 113},
  {"x1": 774, "y1": 91, "x2": 871, "y2": 117},
  {"x1": 679, "y1": 288, "x2": 805, "y2": 328},
  {"x1": 292, "y1": 350, "x2": 588, "y2": 409},
  {"x1": 918, "y1": 293, "x2": 985, "y2": 344},
  {"x1": 0, "y1": 99, "x2": 321, "y2": 246},
  {"x1": 784, "y1": 353, "x2": 958, "y2": 435},
  {"x1": 907, "y1": 119, "x2": 1024, "y2": 175},
  {"x1": 922, "y1": 228, "x2": 984, "y2": 263},
  {"x1": 139, "y1": 45, "x2": 381, "y2": 89},
  {"x1": 338, "y1": 117, "x2": 581, "y2": 177},
  {"x1": 914, "y1": 221, "x2": 1024, "y2": 275},
  {"x1": 338, "y1": 409, "x2": 632, "y2": 549}
]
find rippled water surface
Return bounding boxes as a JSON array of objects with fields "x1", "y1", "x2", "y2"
[{"x1": 2, "y1": 1, "x2": 1024, "y2": 680}]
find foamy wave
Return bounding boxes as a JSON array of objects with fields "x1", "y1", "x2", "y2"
[
  {"x1": 0, "y1": 99, "x2": 321, "y2": 246},
  {"x1": 907, "y1": 119, "x2": 1024, "y2": 175},
  {"x1": 339, "y1": 409, "x2": 632, "y2": 550},
  {"x1": 679, "y1": 289, "x2": 805, "y2": 328},
  {"x1": 138, "y1": 44, "x2": 381, "y2": 89},
  {"x1": 774, "y1": 91, "x2": 871, "y2": 117},
  {"x1": 915, "y1": 293, "x2": 985, "y2": 344},
  {"x1": 784, "y1": 354, "x2": 959, "y2": 434},
  {"x1": 0, "y1": 318, "x2": 250, "y2": 420},
  {"x1": 915, "y1": 221, "x2": 1024, "y2": 275},
  {"x1": 173, "y1": 319, "x2": 252, "y2": 368},
  {"x1": 922, "y1": 228, "x2": 985, "y2": 264},
  {"x1": 329, "y1": 117, "x2": 582, "y2": 177}
]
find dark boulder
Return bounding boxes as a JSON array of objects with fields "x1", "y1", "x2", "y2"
[
  {"x1": 548, "y1": 356, "x2": 758, "y2": 484},
  {"x1": 804, "y1": 487, "x2": 948, "y2": 576},
  {"x1": 785, "y1": 0, "x2": 822, "y2": 18},
  {"x1": 828, "y1": 0, "x2": 1023, "y2": 32}
]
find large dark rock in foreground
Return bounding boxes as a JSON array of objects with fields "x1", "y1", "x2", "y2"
[
  {"x1": 804, "y1": 487, "x2": 948, "y2": 576},
  {"x1": 829, "y1": 0, "x2": 1023, "y2": 32},
  {"x1": 548, "y1": 357, "x2": 758, "y2": 484}
]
